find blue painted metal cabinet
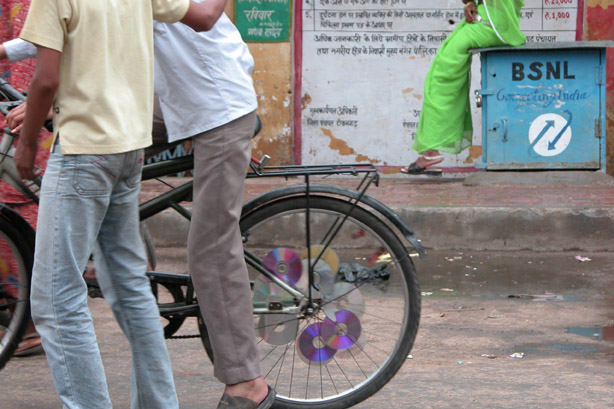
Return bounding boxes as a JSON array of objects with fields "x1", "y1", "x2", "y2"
[{"x1": 475, "y1": 42, "x2": 612, "y2": 171}]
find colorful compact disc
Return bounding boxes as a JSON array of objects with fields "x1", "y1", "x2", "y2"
[
  {"x1": 257, "y1": 314, "x2": 299, "y2": 346},
  {"x1": 253, "y1": 277, "x2": 294, "y2": 305},
  {"x1": 296, "y1": 322, "x2": 336, "y2": 364},
  {"x1": 300, "y1": 245, "x2": 339, "y2": 275},
  {"x1": 322, "y1": 282, "x2": 365, "y2": 320},
  {"x1": 296, "y1": 258, "x2": 334, "y2": 296},
  {"x1": 320, "y1": 310, "x2": 362, "y2": 351},
  {"x1": 262, "y1": 248, "x2": 302, "y2": 285}
]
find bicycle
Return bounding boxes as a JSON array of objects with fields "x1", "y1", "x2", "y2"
[
  {"x1": 0, "y1": 78, "x2": 423, "y2": 409},
  {"x1": 0, "y1": 79, "x2": 38, "y2": 368}
]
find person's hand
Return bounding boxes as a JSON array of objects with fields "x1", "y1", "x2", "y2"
[
  {"x1": 464, "y1": 1, "x2": 477, "y2": 23},
  {"x1": 14, "y1": 135, "x2": 40, "y2": 180},
  {"x1": 7, "y1": 102, "x2": 27, "y2": 133},
  {"x1": 7, "y1": 102, "x2": 53, "y2": 133}
]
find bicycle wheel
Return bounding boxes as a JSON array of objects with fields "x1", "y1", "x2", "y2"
[
  {"x1": 240, "y1": 195, "x2": 421, "y2": 409},
  {"x1": 0, "y1": 213, "x2": 33, "y2": 370}
]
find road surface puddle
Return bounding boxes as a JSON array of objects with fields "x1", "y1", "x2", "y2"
[{"x1": 566, "y1": 326, "x2": 614, "y2": 342}]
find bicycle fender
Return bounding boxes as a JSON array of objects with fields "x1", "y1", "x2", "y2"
[
  {"x1": 241, "y1": 184, "x2": 426, "y2": 259},
  {"x1": 0, "y1": 203, "x2": 36, "y2": 253}
]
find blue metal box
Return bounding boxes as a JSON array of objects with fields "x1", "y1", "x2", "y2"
[{"x1": 475, "y1": 41, "x2": 612, "y2": 171}]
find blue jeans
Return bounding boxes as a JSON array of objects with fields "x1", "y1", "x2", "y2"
[{"x1": 31, "y1": 146, "x2": 178, "y2": 409}]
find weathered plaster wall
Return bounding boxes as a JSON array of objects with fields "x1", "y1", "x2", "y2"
[
  {"x1": 226, "y1": 3, "x2": 295, "y2": 166},
  {"x1": 584, "y1": 0, "x2": 614, "y2": 175},
  {"x1": 250, "y1": 43, "x2": 295, "y2": 165}
]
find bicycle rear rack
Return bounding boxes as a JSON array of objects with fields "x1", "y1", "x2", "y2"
[{"x1": 141, "y1": 155, "x2": 424, "y2": 259}]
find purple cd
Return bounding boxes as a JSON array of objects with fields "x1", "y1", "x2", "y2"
[
  {"x1": 297, "y1": 322, "x2": 336, "y2": 363},
  {"x1": 321, "y1": 310, "x2": 362, "y2": 350},
  {"x1": 262, "y1": 248, "x2": 302, "y2": 285}
]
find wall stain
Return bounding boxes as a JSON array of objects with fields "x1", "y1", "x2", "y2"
[
  {"x1": 320, "y1": 130, "x2": 379, "y2": 163},
  {"x1": 464, "y1": 145, "x2": 482, "y2": 164},
  {"x1": 321, "y1": 128, "x2": 355, "y2": 155},
  {"x1": 355, "y1": 154, "x2": 379, "y2": 164},
  {"x1": 401, "y1": 87, "x2": 423, "y2": 100},
  {"x1": 301, "y1": 92, "x2": 312, "y2": 110}
]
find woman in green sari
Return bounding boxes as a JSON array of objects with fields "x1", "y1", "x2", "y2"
[{"x1": 401, "y1": 0, "x2": 526, "y2": 175}]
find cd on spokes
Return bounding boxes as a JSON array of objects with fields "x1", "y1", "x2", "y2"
[
  {"x1": 253, "y1": 277, "x2": 294, "y2": 305},
  {"x1": 322, "y1": 282, "x2": 365, "y2": 320},
  {"x1": 300, "y1": 245, "x2": 339, "y2": 275},
  {"x1": 296, "y1": 258, "x2": 334, "y2": 296},
  {"x1": 296, "y1": 322, "x2": 336, "y2": 365},
  {"x1": 262, "y1": 247, "x2": 302, "y2": 285},
  {"x1": 257, "y1": 313, "x2": 299, "y2": 346},
  {"x1": 321, "y1": 309, "x2": 362, "y2": 350}
]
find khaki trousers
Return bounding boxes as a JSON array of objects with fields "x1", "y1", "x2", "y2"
[{"x1": 187, "y1": 111, "x2": 260, "y2": 384}]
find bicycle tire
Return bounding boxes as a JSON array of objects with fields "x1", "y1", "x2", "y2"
[
  {"x1": 0, "y1": 210, "x2": 34, "y2": 370},
  {"x1": 214, "y1": 195, "x2": 420, "y2": 409}
]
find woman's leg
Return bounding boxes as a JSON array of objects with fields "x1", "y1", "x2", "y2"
[{"x1": 405, "y1": 21, "x2": 504, "y2": 172}]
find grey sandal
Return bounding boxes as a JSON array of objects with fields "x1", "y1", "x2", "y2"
[{"x1": 216, "y1": 386, "x2": 276, "y2": 409}]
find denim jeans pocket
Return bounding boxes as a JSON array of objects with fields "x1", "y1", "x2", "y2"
[
  {"x1": 72, "y1": 155, "x2": 114, "y2": 196},
  {"x1": 124, "y1": 150, "x2": 143, "y2": 189}
]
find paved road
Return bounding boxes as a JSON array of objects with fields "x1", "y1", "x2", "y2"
[{"x1": 1, "y1": 250, "x2": 612, "y2": 408}]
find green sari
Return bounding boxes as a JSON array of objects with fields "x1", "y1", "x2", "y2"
[{"x1": 412, "y1": 0, "x2": 525, "y2": 155}]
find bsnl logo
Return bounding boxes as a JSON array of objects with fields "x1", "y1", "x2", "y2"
[{"x1": 512, "y1": 61, "x2": 575, "y2": 81}]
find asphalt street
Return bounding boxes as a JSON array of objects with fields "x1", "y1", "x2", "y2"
[{"x1": 1, "y1": 249, "x2": 612, "y2": 409}]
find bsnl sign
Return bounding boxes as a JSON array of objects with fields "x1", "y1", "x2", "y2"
[
  {"x1": 511, "y1": 60, "x2": 575, "y2": 81},
  {"x1": 478, "y1": 43, "x2": 607, "y2": 171}
]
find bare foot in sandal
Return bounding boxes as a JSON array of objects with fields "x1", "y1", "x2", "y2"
[
  {"x1": 217, "y1": 376, "x2": 275, "y2": 409},
  {"x1": 400, "y1": 150, "x2": 443, "y2": 175},
  {"x1": 14, "y1": 329, "x2": 43, "y2": 357},
  {"x1": 415, "y1": 150, "x2": 443, "y2": 168}
]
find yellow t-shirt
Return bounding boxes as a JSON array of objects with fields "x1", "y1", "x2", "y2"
[{"x1": 20, "y1": 0, "x2": 190, "y2": 154}]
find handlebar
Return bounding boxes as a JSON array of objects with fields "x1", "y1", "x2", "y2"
[{"x1": 0, "y1": 78, "x2": 53, "y2": 132}]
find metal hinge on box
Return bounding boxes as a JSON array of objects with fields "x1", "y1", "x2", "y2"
[{"x1": 595, "y1": 117, "x2": 602, "y2": 138}]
